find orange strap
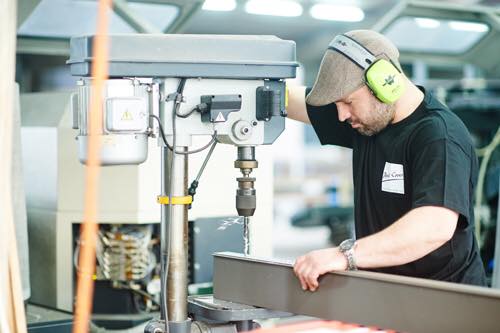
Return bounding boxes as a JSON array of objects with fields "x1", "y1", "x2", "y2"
[{"x1": 73, "y1": 1, "x2": 111, "y2": 333}]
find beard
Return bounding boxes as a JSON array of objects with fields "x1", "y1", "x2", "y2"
[{"x1": 356, "y1": 99, "x2": 396, "y2": 136}]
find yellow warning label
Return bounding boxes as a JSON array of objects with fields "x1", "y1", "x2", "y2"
[
  {"x1": 285, "y1": 86, "x2": 289, "y2": 108},
  {"x1": 121, "y1": 110, "x2": 133, "y2": 121}
]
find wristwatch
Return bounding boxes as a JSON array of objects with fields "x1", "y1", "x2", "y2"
[{"x1": 339, "y1": 239, "x2": 357, "y2": 271}]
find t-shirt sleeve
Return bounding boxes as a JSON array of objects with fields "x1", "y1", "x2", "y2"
[
  {"x1": 410, "y1": 137, "x2": 473, "y2": 225},
  {"x1": 305, "y1": 88, "x2": 355, "y2": 148}
]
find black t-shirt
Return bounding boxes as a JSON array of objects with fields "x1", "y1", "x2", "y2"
[{"x1": 306, "y1": 86, "x2": 487, "y2": 286}]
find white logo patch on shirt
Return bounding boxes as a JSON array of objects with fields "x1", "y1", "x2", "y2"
[{"x1": 381, "y1": 162, "x2": 405, "y2": 194}]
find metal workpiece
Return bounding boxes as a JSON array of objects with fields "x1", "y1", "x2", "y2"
[{"x1": 213, "y1": 252, "x2": 500, "y2": 333}]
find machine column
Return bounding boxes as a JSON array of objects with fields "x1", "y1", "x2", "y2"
[{"x1": 166, "y1": 147, "x2": 189, "y2": 323}]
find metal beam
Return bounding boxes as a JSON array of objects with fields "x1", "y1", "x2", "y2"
[
  {"x1": 17, "y1": 0, "x2": 42, "y2": 29},
  {"x1": 17, "y1": 37, "x2": 69, "y2": 56},
  {"x1": 213, "y1": 252, "x2": 500, "y2": 333},
  {"x1": 112, "y1": 0, "x2": 160, "y2": 34},
  {"x1": 163, "y1": 0, "x2": 203, "y2": 33}
]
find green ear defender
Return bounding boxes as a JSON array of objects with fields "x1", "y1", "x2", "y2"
[
  {"x1": 365, "y1": 58, "x2": 405, "y2": 104},
  {"x1": 328, "y1": 34, "x2": 405, "y2": 104}
]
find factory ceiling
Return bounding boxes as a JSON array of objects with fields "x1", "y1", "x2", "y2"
[{"x1": 15, "y1": 0, "x2": 500, "y2": 83}]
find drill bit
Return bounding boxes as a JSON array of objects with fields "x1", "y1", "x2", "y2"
[{"x1": 243, "y1": 216, "x2": 250, "y2": 256}]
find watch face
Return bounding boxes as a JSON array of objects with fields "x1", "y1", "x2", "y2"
[{"x1": 340, "y1": 239, "x2": 355, "y2": 252}]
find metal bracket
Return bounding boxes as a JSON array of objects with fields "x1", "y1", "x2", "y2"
[
  {"x1": 188, "y1": 295, "x2": 292, "y2": 322},
  {"x1": 166, "y1": 92, "x2": 185, "y2": 104}
]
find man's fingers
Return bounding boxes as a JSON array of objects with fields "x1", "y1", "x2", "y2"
[
  {"x1": 302, "y1": 268, "x2": 317, "y2": 291},
  {"x1": 299, "y1": 276, "x2": 307, "y2": 290},
  {"x1": 297, "y1": 270, "x2": 307, "y2": 290},
  {"x1": 310, "y1": 274, "x2": 319, "y2": 291},
  {"x1": 305, "y1": 271, "x2": 319, "y2": 291},
  {"x1": 294, "y1": 255, "x2": 321, "y2": 291},
  {"x1": 293, "y1": 261, "x2": 308, "y2": 290},
  {"x1": 300, "y1": 267, "x2": 310, "y2": 291}
]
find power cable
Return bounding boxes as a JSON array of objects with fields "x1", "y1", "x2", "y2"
[{"x1": 474, "y1": 126, "x2": 500, "y2": 243}]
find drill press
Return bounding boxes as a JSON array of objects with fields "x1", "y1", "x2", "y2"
[{"x1": 69, "y1": 34, "x2": 296, "y2": 333}]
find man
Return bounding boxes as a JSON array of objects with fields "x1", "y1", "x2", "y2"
[{"x1": 288, "y1": 30, "x2": 487, "y2": 290}]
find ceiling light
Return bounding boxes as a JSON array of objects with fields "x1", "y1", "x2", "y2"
[
  {"x1": 414, "y1": 17, "x2": 440, "y2": 29},
  {"x1": 245, "y1": 0, "x2": 303, "y2": 17},
  {"x1": 202, "y1": 0, "x2": 237, "y2": 11},
  {"x1": 309, "y1": 4, "x2": 364, "y2": 22},
  {"x1": 448, "y1": 21, "x2": 488, "y2": 32}
]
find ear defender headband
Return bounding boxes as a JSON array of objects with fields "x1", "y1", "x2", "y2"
[{"x1": 328, "y1": 34, "x2": 405, "y2": 104}]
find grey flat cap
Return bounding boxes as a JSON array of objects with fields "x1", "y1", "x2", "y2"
[{"x1": 306, "y1": 30, "x2": 401, "y2": 106}]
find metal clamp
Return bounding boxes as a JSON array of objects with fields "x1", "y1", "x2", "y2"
[
  {"x1": 157, "y1": 195, "x2": 193, "y2": 205},
  {"x1": 166, "y1": 92, "x2": 185, "y2": 104}
]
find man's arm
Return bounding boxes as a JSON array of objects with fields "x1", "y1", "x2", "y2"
[
  {"x1": 293, "y1": 206, "x2": 458, "y2": 291},
  {"x1": 286, "y1": 85, "x2": 311, "y2": 124}
]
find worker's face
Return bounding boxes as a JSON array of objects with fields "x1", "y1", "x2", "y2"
[{"x1": 335, "y1": 85, "x2": 395, "y2": 136}]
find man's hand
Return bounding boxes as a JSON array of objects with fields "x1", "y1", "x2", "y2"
[{"x1": 293, "y1": 247, "x2": 348, "y2": 292}]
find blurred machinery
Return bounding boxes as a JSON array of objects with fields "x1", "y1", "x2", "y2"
[
  {"x1": 291, "y1": 205, "x2": 353, "y2": 246},
  {"x1": 445, "y1": 81, "x2": 500, "y2": 284},
  {"x1": 21, "y1": 90, "x2": 166, "y2": 315}
]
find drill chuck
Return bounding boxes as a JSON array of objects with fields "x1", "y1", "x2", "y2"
[
  {"x1": 236, "y1": 177, "x2": 256, "y2": 217},
  {"x1": 235, "y1": 146, "x2": 258, "y2": 217}
]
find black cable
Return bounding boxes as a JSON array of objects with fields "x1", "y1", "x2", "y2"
[
  {"x1": 149, "y1": 114, "x2": 217, "y2": 155},
  {"x1": 175, "y1": 102, "x2": 208, "y2": 118}
]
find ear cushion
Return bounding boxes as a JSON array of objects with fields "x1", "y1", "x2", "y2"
[{"x1": 365, "y1": 59, "x2": 405, "y2": 104}]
